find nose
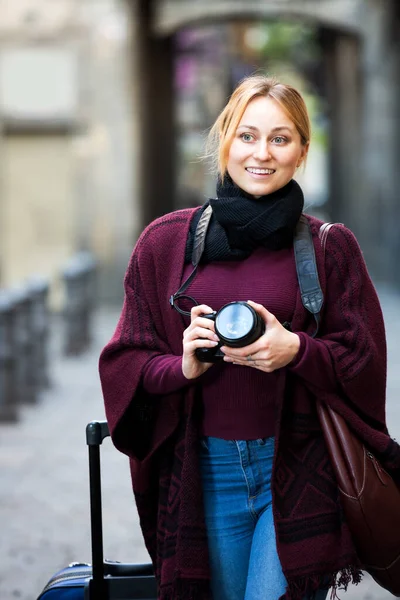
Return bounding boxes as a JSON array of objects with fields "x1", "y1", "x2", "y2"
[{"x1": 253, "y1": 140, "x2": 271, "y2": 161}]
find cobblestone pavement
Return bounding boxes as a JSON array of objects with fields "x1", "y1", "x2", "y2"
[{"x1": 1, "y1": 286, "x2": 400, "y2": 600}]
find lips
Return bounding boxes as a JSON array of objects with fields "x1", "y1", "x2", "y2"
[{"x1": 245, "y1": 167, "x2": 275, "y2": 175}]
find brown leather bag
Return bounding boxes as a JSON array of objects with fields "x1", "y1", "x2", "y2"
[{"x1": 318, "y1": 223, "x2": 400, "y2": 596}]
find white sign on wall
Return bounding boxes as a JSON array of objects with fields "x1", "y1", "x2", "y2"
[{"x1": 0, "y1": 46, "x2": 79, "y2": 126}]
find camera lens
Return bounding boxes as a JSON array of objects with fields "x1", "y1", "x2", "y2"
[{"x1": 215, "y1": 302, "x2": 264, "y2": 347}]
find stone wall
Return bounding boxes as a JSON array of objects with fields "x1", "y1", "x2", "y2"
[
  {"x1": 153, "y1": 0, "x2": 363, "y2": 34},
  {"x1": 0, "y1": 0, "x2": 138, "y2": 306}
]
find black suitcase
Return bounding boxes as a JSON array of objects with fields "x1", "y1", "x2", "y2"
[{"x1": 37, "y1": 420, "x2": 157, "y2": 600}]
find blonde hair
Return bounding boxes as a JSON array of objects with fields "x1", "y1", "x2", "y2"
[{"x1": 206, "y1": 74, "x2": 311, "y2": 178}]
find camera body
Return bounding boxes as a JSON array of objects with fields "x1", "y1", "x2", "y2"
[{"x1": 195, "y1": 301, "x2": 265, "y2": 363}]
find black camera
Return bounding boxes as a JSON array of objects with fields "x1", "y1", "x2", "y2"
[{"x1": 195, "y1": 301, "x2": 265, "y2": 363}]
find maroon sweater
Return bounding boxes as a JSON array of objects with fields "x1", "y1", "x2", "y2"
[
  {"x1": 141, "y1": 246, "x2": 337, "y2": 439},
  {"x1": 99, "y1": 208, "x2": 400, "y2": 600}
]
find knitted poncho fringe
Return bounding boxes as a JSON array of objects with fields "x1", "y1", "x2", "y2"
[{"x1": 99, "y1": 208, "x2": 400, "y2": 600}]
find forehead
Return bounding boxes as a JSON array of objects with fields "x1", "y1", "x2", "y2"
[{"x1": 238, "y1": 96, "x2": 294, "y2": 129}]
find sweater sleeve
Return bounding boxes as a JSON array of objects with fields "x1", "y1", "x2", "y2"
[
  {"x1": 288, "y1": 223, "x2": 387, "y2": 427},
  {"x1": 288, "y1": 332, "x2": 338, "y2": 393},
  {"x1": 99, "y1": 216, "x2": 188, "y2": 461},
  {"x1": 141, "y1": 354, "x2": 191, "y2": 395}
]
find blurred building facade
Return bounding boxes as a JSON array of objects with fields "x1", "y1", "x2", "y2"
[
  {"x1": 0, "y1": 0, "x2": 138, "y2": 305},
  {"x1": 0, "y1": 0, "x2": 399, "y2": 305},
  {"x1": 143, "y1": 0, "x2": 400, "y2": 288}
]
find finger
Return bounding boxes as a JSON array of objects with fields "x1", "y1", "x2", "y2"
[
  {"x1": 190, "y1": 316, "x2": 218, "y2": 331},
  {"x1": 223, "y1": 355, "x2": 272, "y2": 372},
  {"x1": 185, "y1": 325, "x2": 219, "y2": 342},
  {"x1": 185, "y1": 320, "x2": 218, "y2": 342},
  {"x1": 220, "y1": 339, "x2": 265, "y2": 359},
  {"x1": 190, "y1": 304, "x2": 214, "y2": 320},
  {"x1": 185, "y1": 338, "x2": 219, "y2": 353},
  {"x1": 223, "y1": 355, "x2": 260, "y2": 368},
  {"x1": 247, "y1": 300, "x2": 275, "y2": 325}
]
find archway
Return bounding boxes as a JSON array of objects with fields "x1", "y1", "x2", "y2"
[{"x1": 133, "y1": 0, "x2": 363, "y2": 234}]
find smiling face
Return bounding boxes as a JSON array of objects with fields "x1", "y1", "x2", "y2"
[{"x1": 226, "y1": 95, "x2": 309, "y2": 197}]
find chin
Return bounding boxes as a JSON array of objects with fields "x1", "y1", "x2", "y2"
[{"x1": 245, "y1": 184, "x2": 274, "y2": 197}]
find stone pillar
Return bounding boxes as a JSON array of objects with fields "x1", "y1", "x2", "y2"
[
  {"x1": 320, "y1": 28, "x2": 362, "y2": 233},
  {"x1": 79, "y1": 1, "x2": 139, "y2": 305},
  {"x1": 132, "y1": 0, "x2": 175, "y2": 226},
  {"x1": 360, "y1": 0, "x2": 400, "y2": 284}
]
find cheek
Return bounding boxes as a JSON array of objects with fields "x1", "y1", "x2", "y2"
[
  {"x1": 228, "y1": 141, "x2": 246, "y2": 165},
  {"x1": 279, "y1": 149, "x2": 303, "y2": 169}
]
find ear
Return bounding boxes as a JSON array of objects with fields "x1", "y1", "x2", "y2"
[{"x1": 297, "y1": 142, "x2": 310, "y2": 168}]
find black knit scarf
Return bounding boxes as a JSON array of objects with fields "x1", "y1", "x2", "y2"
[{"x1": 185, "y1": 175, "x2": 304, "y2": 263}]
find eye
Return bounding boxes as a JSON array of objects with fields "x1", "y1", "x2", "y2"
[
  {"x1": 240, "y1": 132, "x2": 255, "y2": 143},
  {"x1": 272, "y1": 136, "x2": 287, "y2": 144}
]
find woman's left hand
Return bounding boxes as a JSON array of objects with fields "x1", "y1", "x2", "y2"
[{"x1": 221, "y1": 300, "x2": 300, "y2": 373}]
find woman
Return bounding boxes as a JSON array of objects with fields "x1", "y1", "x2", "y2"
[{"x1": 99, "y1": 75, "x2": 400, "y2": 600}]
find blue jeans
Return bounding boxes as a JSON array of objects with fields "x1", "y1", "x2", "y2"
[{"x1": 199, "y1": 436, "x2": 330, "y2": 600}]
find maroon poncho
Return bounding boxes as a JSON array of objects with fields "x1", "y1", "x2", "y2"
[{"x1": 99, "y1": 208, "x2": 400, "y2": 600}]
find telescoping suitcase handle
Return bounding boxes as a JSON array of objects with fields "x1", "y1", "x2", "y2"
[
  {"x1": 86, "y1": 421, "x2": 110, "y2": 599},
  {"x1": 85, "y1": 421, "x2": 156, "y2": 600}
]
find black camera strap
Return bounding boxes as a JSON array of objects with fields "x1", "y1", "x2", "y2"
[
  {"x1": 169, "y1": 205, "x2": 213, "y2": 316},
  {"x1": 170, "y1": 207, "x2": 324, "y2": 336},
  {"x1": 293, "y1": 214, "x2": 323, "y2": 337}
]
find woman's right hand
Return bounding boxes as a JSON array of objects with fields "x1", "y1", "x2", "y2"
[{"x1": 182, "y1": 304, "x2": 219, "y2": 380}]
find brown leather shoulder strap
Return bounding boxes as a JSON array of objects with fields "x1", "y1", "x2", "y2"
[{"x1": 319, "y1": 222, "x2": 335, "y2": 257}]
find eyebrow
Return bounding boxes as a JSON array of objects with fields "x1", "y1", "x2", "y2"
[{"x1": 237, "y1": 125, "x2": 293, "y2": 133}]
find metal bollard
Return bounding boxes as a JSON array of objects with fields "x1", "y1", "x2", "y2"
[
  {"x1": 62, "y1": 260, "x2": 82, "y2": 355},
  {"x1": 0, "y1": 290, "x2": 18, "y2": 422},
  {"x1": 12, "y1": 286, "x2": 38, "y2": 404},
  {"x1": 62, "y1": 252, "x2": 97, "y2": 356},
  {"x1": 80, "y1": 253, "x2": 97, "y2": 349},
  {"x1": 27, "y1": 277, "x2": 51, "y2": 390}
]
